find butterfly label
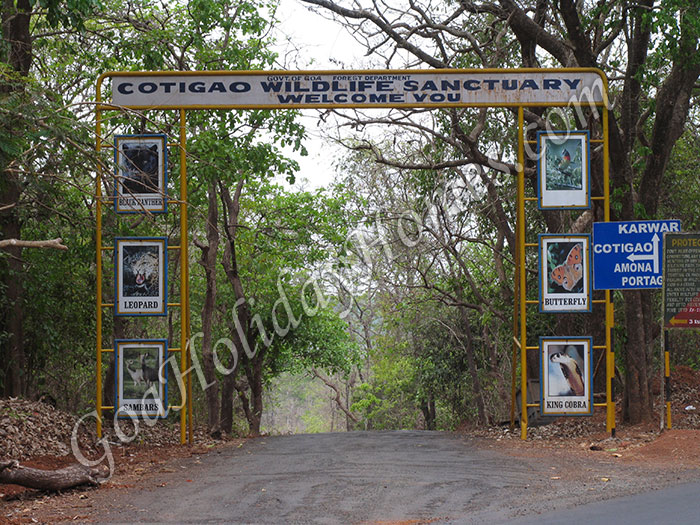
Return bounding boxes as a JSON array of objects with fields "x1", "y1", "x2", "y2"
[{"x1": 539, "y1": 234, "x2": 591, "y2": 312}]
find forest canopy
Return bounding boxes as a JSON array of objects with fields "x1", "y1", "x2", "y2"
[{"x1": 1, "y1": 0, "x2": 700, "y2": 438}]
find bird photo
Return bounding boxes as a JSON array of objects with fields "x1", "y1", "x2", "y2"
[
  {"x1": 557, "y1": 148, "x2": 571, "y2": 171},
  {"x1": 544, "y1": 136, "x2": 584, "y2": 191},
  {"x1": 547, "y1": 345, "x2": 585, "y2": 397},
  {"x1": 541, "y1": 338, "x2": 592, "y2": 416}
]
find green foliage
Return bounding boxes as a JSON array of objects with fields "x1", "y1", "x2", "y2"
[
  {"x1": 274, "y1": 306, "x2": 359, "y2": 375},
  {"x1": 29, "y1": 0, "x2": 101, "y2": 30},
  {"x1": 228, "y1": 181, "x2": 360, "y2": 375},
  {"x1": 660, "y1": 130, "x2": 700, "y2": 230},
  {"x1": 0, "y1": 32, "x2": 100, "y2": 402},
  {"x1": 0, "y1": 0, "x2": 326, "y2": 420},
  {"x1": 262, "y1": 372, "x2": 345, "y2": 434},
  {"x1": 646, "y1": 0, "x2": 700, "y2": 68},
  {"x1": 351, "y1": 353, "x2": 418, "y2": 430}
]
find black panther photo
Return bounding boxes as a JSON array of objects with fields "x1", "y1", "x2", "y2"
[{"x1": 119, "y1": 142, "x2": 159, "y2": 195}]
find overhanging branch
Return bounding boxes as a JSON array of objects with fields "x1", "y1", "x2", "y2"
[{"x1": 0, "y1": 238, "x2": 68, "y2": 250}]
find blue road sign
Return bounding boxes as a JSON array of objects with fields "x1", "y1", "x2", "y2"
[{"x1": 592, "y1": 220, "x2": 681, "y2": 290}]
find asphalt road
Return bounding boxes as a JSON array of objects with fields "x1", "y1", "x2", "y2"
[
  {"x1": 511, "y1": 480, "x2": 700, "y2": 525},
  {"x1": 95, "y1": 430, "x2": 700, "y2": 524}
]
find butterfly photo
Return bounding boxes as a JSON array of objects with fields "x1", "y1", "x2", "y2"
[
  {"x1": 548, "y1": 242, "x2": 584, "y2": 293},
  {"x1": 539, "y1": 234, "x2": 591, "y2": 313}
]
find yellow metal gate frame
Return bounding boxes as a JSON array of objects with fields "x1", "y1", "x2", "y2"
[
  {"x1": 95, "y1": 92, "x2": 193, "y2": 444},
  {"x1": 512, "y1": 104, "x2": 614, "y2": 440},
  {"x1": 94, "y1": 68, "x2": 612, "y2": 443}
]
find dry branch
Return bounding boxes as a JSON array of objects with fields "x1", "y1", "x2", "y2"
[
  {"x1": 312, "y1": 368, "x2": 359, "y2": 423},
  {"x1": 0, "y1": 460, "x2": 107, "y2": 491},
  {"x1": 0, "y1": 238, "x2": 68, "y2": 250}
]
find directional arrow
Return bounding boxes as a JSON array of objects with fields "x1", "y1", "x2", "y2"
[
  {"x1": 670, "y1": 317, "x2": 688, "y2": 326},
  {"x1": 627, "y1": 233, "x2": 660, "y2": 273},
  {"x1": 628, "y1": 253, "x2": 654, "y2": 261}
]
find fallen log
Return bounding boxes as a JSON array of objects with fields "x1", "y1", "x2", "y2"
[{"x1": 0, "y1": 460, "x2": 107, "y2": 491}]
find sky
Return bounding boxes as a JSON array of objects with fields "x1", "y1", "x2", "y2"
[
  {"x1": 275, "y1": 0, "x2": 360, "y2": 70},
  {"x1": 273, "y1": 0, "x2": 363, "y2": 189}
]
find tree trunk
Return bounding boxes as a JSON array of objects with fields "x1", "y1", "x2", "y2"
[
  {"x1": 0, "y1": 102, "x2": 26, "y2": 399},
  {"x1": 454, "y1": 289, "x2": 488, "y2": 426},
  {"x1": 0, "y1": 1, "x2": 32, "y2": 81},
  {"x1": 312, "y1": 368, "x2": 359, "y2": 425},
  {"x1": 234, "y1": 379, "x2": 252, "y2": 433},
  {"x1": 247, "y1": 355, "x2": 265, "y2": 436},
  {"x1": 0, "y1": 460, "x2": 107, "y2": 491},
  {"x1": 0, "y1": 177, "x2": 25, "y2": 396},
  {"x1": 232, "y1": 354, "x2": 266, "y2": 437},
  {"x1": 621, "y1": 291, "x2": 653, "y2": 422},
  {"x1": 461, "y1": 319, "x2": 487, "y2": 426},
  {"x1": 0, "y1": 0, "x2": 33, "y2": 399},
  {"x1": 614, "y1": 33, "x2": 700, "y2": 423},
  {"x1": 195, "y1": 183, "x2": 221, "y2": 437},
  {"x1": 421, "y1": 397, "x2": 436, "y2": 430},
  {"x1": 220, "y1": 369, "x2": 236, "y2": 434},
  {"x1": 345, "y1": 373, "x2": 355, "y2": 431},
  {"x1": 219, "y1": 312, "x2": 242, "y2": 435},
  {"x1": 219, "y1": 179, "x2": 264, "y2": 436}
]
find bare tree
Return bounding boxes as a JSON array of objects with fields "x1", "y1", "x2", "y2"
[{"x1": 301, "y1": 0, "x2": 700, "y2": 423}]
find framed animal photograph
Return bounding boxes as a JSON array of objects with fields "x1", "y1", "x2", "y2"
[
  {"x1": 539, "y1": 234, "x2": 591, "y2": 313},
  {"x1": 540, "y1": 337, "x2": 593, "y2": 416},
  {"x1": 537, "y1": 131, "x2": 590, "y2": 209},
  {"x1": 115, "y1": 237, "x2": 167, "y2": 316},
  {"x1": 114, "y1": 134, "x2": 168, "y2": 214},
  {"x1": 115, "y1": 339, "x2": 168, "y2": 419}
]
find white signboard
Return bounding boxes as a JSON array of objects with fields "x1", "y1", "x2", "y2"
[
  {"x1": 541, "y1": 337, "x2": 593, "y2": 416},
  {"x1": 539, "y1": 234, "x2": 592, "y2": 313},
  {"x1": 114, "y1": 134, "x2": 168, "y2": 214},
  {"x1": 115, "y1": 339, "x2": 167, "y2": 418},
  {"x1": 115, "y1": 237, "x2": 167, "y2": 316},
  {"x1": 110, "y1": 70, "x2": 606, "y2": 108},
  {"x1": 537, "y1": 131, "x2": 590, "y2": 209}
]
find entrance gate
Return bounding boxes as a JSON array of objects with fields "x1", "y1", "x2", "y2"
[{"x1": 95, "y1": 68, "x2": 613, "y2": 442}]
